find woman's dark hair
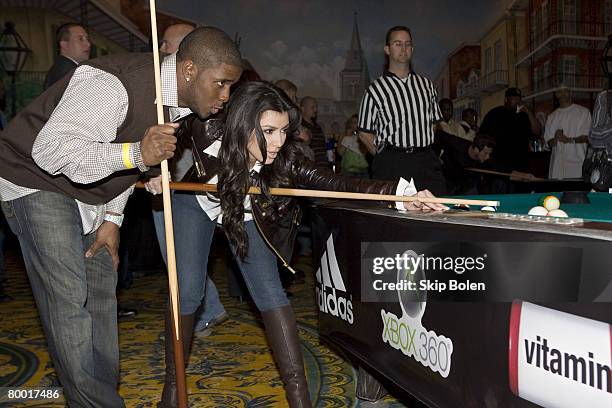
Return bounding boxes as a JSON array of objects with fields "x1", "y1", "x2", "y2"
[{"x1": 218, "y1": 81, "x2": 301, "y2": 259}]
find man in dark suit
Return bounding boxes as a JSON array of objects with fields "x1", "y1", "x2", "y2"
[
  {"x1": 43, "y1": 23, "x2": 91, "y2": 90},
  {"x1": 435, "y1": 132, "x2": 495, "y2": 195}
]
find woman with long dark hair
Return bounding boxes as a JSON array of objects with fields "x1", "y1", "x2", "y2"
[{"x1": 159, "y1": 81, "x2": 445, "y2": 408}]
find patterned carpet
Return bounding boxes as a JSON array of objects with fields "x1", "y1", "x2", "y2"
[{"x1": 0, "y1": 245, "x2": 409, "y2": 408}]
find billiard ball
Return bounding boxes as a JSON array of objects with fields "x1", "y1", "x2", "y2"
[
  {"x1": 528, "y1": 206, "x2": 548, "y2": 216},
  {"x1": 481, "y1": 206, "x2": 496, "y2": 212},
  {"x1": 542, "y1": 195, "x2": 561, "y2": 211},
  {"x1": 547, "y1": 209, "x2": 568, "y2": 218}
]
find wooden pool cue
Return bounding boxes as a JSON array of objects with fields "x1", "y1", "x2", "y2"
[
  {"x1": 148, "y1": 1, "x2": 187, "y2": 406},
  {"x1": 136, "y1": 181, "x2": 501, "y2": 207}
]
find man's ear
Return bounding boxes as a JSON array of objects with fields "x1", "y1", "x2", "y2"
[
  {"x1": 59, "y1": 40, "x2": 68, "y2": 53},
  {"x1": 384, "y1": 45, "x2": 390, "y2": 56},
  {"x1": 180, "y1": 59, "x2": 197, "y2": 83}
]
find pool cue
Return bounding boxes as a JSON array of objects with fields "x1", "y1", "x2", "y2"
[
  {"x1": 465, "y1": 167, "x2": 545, "y2": 181},
  {"x1": 148, "y1": 1, "x2": 188, "y2": 407},
  {"x1": 136, "y1": 181, "x2": 501, "y2": 207}
]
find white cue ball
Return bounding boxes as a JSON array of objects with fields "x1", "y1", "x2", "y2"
[
  {"x1": 547, "y1": 209, "x2": 568, "y2": 218},
  {"x1": 481, "y1": 206, "x2": 496, "y2": 212},
  {"x1": 543, "y1": 195, "x2": 561, "y2": 211},
  {"x1": 528, "y1": 206, "x2": 548, "y2": 216}
]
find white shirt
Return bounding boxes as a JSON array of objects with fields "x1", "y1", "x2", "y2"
[
  {"x1": 0, "y1": 54, "x2": 190, "y2": 234},
  {"x1": 458, "y1": 120, "x2": 476, "y2": 141},
  {"x1": 340, "y1": 134, "x2": 366, "y2": 156},
  {"x1": 543, "y1": 104, "x2": 591, "y2": 179},
  {"x1": 195, "y1": 139, "x2": 262, "y2": 223},
  {"x1": 440, "y1": 119, "x2": 468, "y2": 141}
]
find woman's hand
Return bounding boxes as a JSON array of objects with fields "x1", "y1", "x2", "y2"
[{"x1": 402, "y1": 189, "x2": 448, "y2": 212}]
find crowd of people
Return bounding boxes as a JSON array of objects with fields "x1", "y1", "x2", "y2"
[
  {"x1": 290, "y1": 26, "x2": 594, "y2": 198},
  {"x1": 0, "y1": 19, "x2": 600, "y2": 408}
]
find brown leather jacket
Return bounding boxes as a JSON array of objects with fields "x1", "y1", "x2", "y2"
[{"x1": 181, "y1": 116, "x2": 398, "y2": 270}]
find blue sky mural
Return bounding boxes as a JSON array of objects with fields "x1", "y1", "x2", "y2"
[{"x1": 159, "y1": 0, "x2": 507, "y2": 99}]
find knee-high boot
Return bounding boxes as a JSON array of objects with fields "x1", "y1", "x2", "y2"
[
  {"x1": 158, "y1": 309, "x2": 196, "y2": 408},
  {"x1": 261, "y1": 305, "x2": 312, "y2": 408}
]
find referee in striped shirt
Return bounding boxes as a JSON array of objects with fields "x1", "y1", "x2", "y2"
[{"x1": 358, "y1": 26, "x2": 447, "y2": 195}]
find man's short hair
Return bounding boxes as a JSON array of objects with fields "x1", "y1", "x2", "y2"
[
  {"x1": 462, "y1": 108, "x2": 477, "y2": 120},
  {"x1": 505, "y1": 87, "x2": 522, "y2": 98},
  {"x1": 472, "y1": 133, "x2": 496, "y2": 151},
  {"x1": 56, "y1": 23, "x2": 84, "y2": 47},
  {"x1": 385, "y1": 25, "x2": 412, "y2": 45},
  {"x1": 300, "y1": 96, "x2": 316, "y2": 108},
  {"x1": 439, "y1": 98, "x2": 453, "y2": 107},
  {"x1": 275, "y1": 79, "x2": 297, "y2": 94},
  {"x1": 177, "y1": 26, "x2": 243, "y2": 69}
]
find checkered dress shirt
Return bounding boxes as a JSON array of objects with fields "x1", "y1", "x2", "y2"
[{"x1": 0, "y1": 54, "x2": 191, "y2": 233}]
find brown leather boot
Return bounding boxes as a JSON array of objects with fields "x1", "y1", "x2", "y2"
[
  {"x1": 261, "y1": 305, "x2": 312, "y2": 408},
  {"x1": 158, "y1": 309, "x2": 196, "y2": 408}
]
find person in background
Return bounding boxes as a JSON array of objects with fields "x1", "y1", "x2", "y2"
[
  {"x1": 275, "y1": 79, "x2": 298, "y2": 104},
  {"x1": 338, "y1": 114, "x2": 370, "y2": 178},
  {"x1": 437, "y1": 98, "x2": 467, "y2": 140},
  {"x1": 159, "y1": 23, "x2": 195, "y2": 55},
  {"x1": 459, "y1": 108, "x2": 478, "y2": 142},
  {"x1": 544, "y1": 85, "x2": 591, "y2": 179},
  {"x1": 358, "y1": 26, "x2": 447, "y2": 194},
  {"x1": 300, "y1": 96, "x2": 330, "y2": 168},
  {"x1": 479, "y1": 87, "x2": 541, "y2": 174},
  {"x1": 275, "y1": 79, "x2": 314, "y2": 161},
  {"x1": 435, "y1": 132, "x2": 495, "y2": 194},
  {"x1": 43, "y1": 23, "x2": 90, "y2": 90}
]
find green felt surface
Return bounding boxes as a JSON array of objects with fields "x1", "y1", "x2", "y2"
[{"x1": 457, "y1": 192, "x2": 612, "y2": 223}]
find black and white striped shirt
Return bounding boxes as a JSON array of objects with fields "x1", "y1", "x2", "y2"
[{"x1": 358, "y1": 71, "x2": 442, "y2": 150}]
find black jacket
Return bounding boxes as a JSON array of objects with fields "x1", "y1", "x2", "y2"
[
  {"x1": 43, "y1": 55, "x2": 77, "y2": 90},
  {"x1": 182, "y1": 116, "x2": 399, "y2": 270}
]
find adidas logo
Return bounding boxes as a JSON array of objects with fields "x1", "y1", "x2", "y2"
[{"x1": 316, "y1": 234, "x2": 354, "y2": 325}]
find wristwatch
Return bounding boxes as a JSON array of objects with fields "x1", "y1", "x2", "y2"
[{"x1": 103, "y1": 213, "x2": 124, "y2": 227}]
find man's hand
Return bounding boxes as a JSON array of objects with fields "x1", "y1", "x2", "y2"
[
  {"x1": 296, "y1": 126, "x2": 312, "y2": 144},
  {"x1": 519, "y1": 105, "x2": 542, "y2": 136},
  {"x1": 358, "y1": 131, "x2": 376, "y2": 155},
  {"x1": 510, "y1": 171, "x2": 536, "y2": 181},
  {"x1": 402, "y1": 189, "x2": 448, "y2": 212},
  {"x1": 141, "y1": 123, "x2": 179, "y2": 166},
  {"x1": 556, "y1": 130, "x2": 572, "y2": 143},
  {"x1": 85, "y1": 221, "x2": 120, "y2": 272},
  {"x1": 143, "y1": 174, "x2": 170, "y2": 195},
  {"x1": 549, "y1": 136, "x2": 558, "y2": 148}
]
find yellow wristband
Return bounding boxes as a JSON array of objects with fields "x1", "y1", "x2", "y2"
[{"x1": 122, "y1": 143, "x2": 134, "y2": 169}]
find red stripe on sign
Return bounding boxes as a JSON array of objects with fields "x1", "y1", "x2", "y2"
[{"x1": 508, "y1": 300, "x2": 522, "y2": 396}]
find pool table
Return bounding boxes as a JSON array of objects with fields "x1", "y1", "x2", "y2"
[
  {"x1": 461, "y1": 191, "x2": 612, "y2": 224},
  {"x1": 311, "y1": 192, "x2": 612, "y2": 408}
]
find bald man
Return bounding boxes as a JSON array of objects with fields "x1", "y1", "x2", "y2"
[
  {"x1": 147, "y1": 23, "x2": 229, "y2": 340},
  {"x1": 160, "y1": 23, "x2": 196, "y2": 54}
]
